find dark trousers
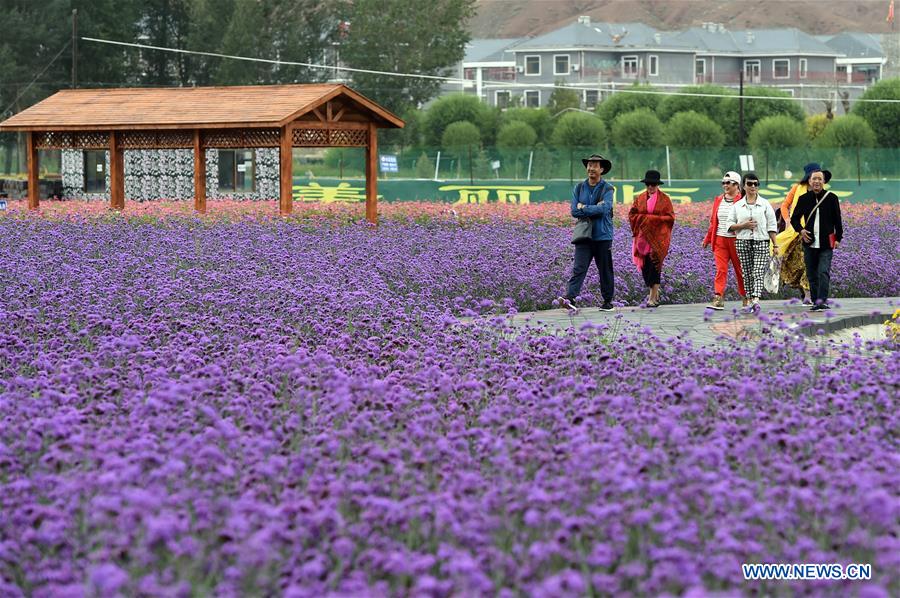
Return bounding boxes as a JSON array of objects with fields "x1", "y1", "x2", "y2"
[
  {"x1": 567, "y1": 240, "x2": 614, "y2": 302},
  {"x1": 802, "y1": 245, "x2": 834, "y2": 304},
  {"x1": 641, "y1": 258, "x2": 660, "y2": 287}
]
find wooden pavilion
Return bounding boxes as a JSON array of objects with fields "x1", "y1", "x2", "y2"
[{"x1": 0, "y1": 84, "x2": 403, "y2": 223}]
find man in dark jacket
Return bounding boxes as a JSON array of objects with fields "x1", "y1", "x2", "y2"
[
  {"x1": 790, "y1": 168, "x2": 843, "y2": 311},
  {"x1": 557, "y1": 153, "x2": 616, "y2": 312}
]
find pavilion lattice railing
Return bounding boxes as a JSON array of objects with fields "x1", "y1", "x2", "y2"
[{"x1": 33, "y1": 131, "x2": 110, "y2": 150}]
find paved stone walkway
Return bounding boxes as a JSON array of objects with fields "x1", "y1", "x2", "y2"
[{"x1": 506, "y1": 297, "x2": 898, "y2": 346}]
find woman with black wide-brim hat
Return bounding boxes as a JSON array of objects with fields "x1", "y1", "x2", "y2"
[{"x1": 628, "y1": 170, "x2": 675, "y2": 307}]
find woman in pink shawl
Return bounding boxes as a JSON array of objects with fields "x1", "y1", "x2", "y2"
[{"x1": 628, "y1": 170, "x2": 675, "y2": 307}]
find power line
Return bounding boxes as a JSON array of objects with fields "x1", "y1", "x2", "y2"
[{"x1": 79, "y1": 36, "x2": 900, "y2": 105}]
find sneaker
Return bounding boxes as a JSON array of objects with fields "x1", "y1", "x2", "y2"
[
  {"x1": 598, "y1": 302, "x2": 615, "y2": 312},
  {"x1": 707, "y1": 295, "x2": 724, "y2": 310},
  {"x1": 810, "y1": 304, "x2": 826, "y2": 312},
  {"x1": 557, "y1": 296, "x2": 578, "y2": 313},
  {"x1": 802, "y1": 297, "x2": 813, "y2": 305},
  {"x1": 751, "y1": 298, "x2": 761, "y2": 313}
]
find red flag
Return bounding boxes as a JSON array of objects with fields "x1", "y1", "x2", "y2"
[{"x1": 889, "y1": 0, "x2": 895, "y2": 23}]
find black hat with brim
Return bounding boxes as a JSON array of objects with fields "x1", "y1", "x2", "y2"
[
  {"x1": 800, "y1": 162, "x2": 833, "y2": 184},
  {"x1": 640, "y1": 170, "x2": 664, "y2": 185},
  {"x1": 581, "y1": 154, "x2": 612, "y2": 174}
]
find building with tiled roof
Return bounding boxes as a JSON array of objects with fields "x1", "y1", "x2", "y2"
[{"x1": 449, "y1": 17, "x2": 884, "y2": 113}]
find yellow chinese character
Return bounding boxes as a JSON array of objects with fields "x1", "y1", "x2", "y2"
[{"x1": 293, "y1": 181, "x2": 371, "y2": 203}]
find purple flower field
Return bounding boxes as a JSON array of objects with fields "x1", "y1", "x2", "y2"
[{"x1": 1, "y1": 215, "x2": 898, "y2": 597}]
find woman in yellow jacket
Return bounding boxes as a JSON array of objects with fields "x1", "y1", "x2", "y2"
[{"x1": 775, "y1": 163, "x2": 822, "y2": 304}]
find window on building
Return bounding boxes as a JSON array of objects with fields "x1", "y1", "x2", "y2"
[
  {"x1": 83, "y1": 151, "x2": 106, "y2": 193},
  {"x1": 525, "y1": 55, "x2": 541, "y2": 76},
  {"x1": 496, "y1": 91, "x2": 511, "y2": 109},
  {"x1": 524, "y1": 90, "x2": 540, "y2": 107},
  {"x1": 217, "y1": 149, "x2": 255, "y2": 193},
  {"x1": 463, "y1": 68, "x2": 476, "y2": 80},
  {"x1": 695, "y1": 58, "x2": 707, "y2": 83},
  {"x1": 648, "y1": 55, "x2": 659, "y2": 77},
  {"x1": 554, "y1": 54, "x2": 570, "y2": 75},
  {"x1": 622, "y1": 55, "x2": 639, "y2": 78},
  {"x1": 799, "y1": 58, "x2": 808, "y2": 79},
  {"x1": 584, "y1": 90, "x2": 599, "y2": 108},
  {"x1": 773, "y1": 59, "x2": 790, "y2": 79}
]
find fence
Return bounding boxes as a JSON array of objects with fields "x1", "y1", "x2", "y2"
[
  {"x1": 301, "y1": 145, "x2": 900, "y2": 183},
  {"x1": 2, "y1": 139, "x2": 898, "y2": 197}
]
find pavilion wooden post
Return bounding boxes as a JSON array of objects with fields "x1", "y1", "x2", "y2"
[
  {"x1": 279, "y1": 124, "x2": 293, "y2": 216},
  {"x1": 193, "y1": 130, "x2": 206, "y2": 214},
  {"x1": 108, "y1": 131, "x2": 125, "y2": 210},
  {"x1": 26, "y1": 131, "x2": 39, "y2": 210},
  {"x1": 365, "y1": 123, "x2": 378, "y2": 224}
]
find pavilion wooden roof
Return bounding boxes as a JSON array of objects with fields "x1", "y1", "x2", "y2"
[{"x1": 0, "y1": 83, "x2": 404, "y2": 131}]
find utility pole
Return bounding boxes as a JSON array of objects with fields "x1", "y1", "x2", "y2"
[
  {"x1": 71, "y1": 9, "x2": 78, "y2": 88},
  {"x1": 738, "y1": 69, "x2": 744, "y2": 148}
]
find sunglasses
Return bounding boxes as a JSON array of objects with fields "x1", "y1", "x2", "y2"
[
  {"x1": 721, "y1": 181, "x2": 736, "y2": 185},
  {"x1": 744, "y1": 181, "x2": 760, "y2": 187}
]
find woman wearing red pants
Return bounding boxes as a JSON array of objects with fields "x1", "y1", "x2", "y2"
[{"x1": 701, "y1": 170, "x2": 747, "y2": 310}]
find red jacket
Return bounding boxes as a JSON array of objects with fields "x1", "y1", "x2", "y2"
[{"x1": 703, "y1": 192, "x2": 742, "y2": 250}]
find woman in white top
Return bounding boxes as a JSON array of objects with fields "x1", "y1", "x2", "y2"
[{"x1": 726, "y1": 172, "x2": 777, "y2": 312}]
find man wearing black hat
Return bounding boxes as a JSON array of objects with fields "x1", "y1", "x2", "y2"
[
  {"x1": 557, "y1": 153, "x2": 616, "y2": 312},
  {"x1": 790, "y1": 167, "x2": 843, "y2": 311}
]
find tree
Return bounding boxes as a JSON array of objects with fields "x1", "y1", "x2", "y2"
[
  {"x1": 664, "y1": 111, "x2": 725, "y2": 148},
  {"x1": 497, "y1": 121, "x2": 537, "y2": 178},
  {"x1": 423, "y1": 94, "x2": 495, "y2": 147},
  {"x1": 334, "y1": 0, "x2": 476, "y2": 114},
  {"x1": 546, "y1": 82, "x2": 581, "y2": 116},
  {"x1": 550, "y1": 112, "x2": 607, "y2": 149},
  {"x1": 748, "y1": 115, "x2": 807, "y2": 151},
  {"x1": 441, "y1": 121, "x2": 481, "y2": 178},
  {"x1": 595, "y1": 84, "x2": 659, "y2": 125},
  {"x1": 499, "y1": 107, "x2": 553, "y2": 144},
  {"x1": 213, "y1": 0, "x2": 332, "y2": 85},
  {"x1": 414, "y1": 151, "x2": 434, "y2": 178},
  {"x1": 611, "y1": 109, "x2": 664, "y2": 148},
  {"x1": 137, "y1": 0, "x2": 192, "y2": 85},
  {"x1": 656, "y1": 84, "x2": 735, "y2": 122},
  {"x1": 719, "y1": 86, "x2": 805, "y2": 136},
  {"x1": 814, "y1": 115, "x2": 877, "y2": 149},
  {"x1": 806, "y1": 114, "x2": 832, "y2": 143},
  {"x1": 551, "y1": 112, "x2": 607, "y2": 182},
  {"x1": 853, "y1": 78, "x2": 900, "y2": 147}
]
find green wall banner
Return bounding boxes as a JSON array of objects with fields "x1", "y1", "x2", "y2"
[{"x1": 292, "y1": 178, "x2": 899, "y2": 205}]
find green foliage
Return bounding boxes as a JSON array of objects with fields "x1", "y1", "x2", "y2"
[
  {"x1": 664, "y1": 111, "x2": 725, "y2": 148},
  {"x1": 546, "y1": 83, "x2": 582, "y2": 116},
  {"x1": 814, "y1": 115, "x2": 877, "y2": 148},
  {"x1": 806, "y1": 114, "x2": 832, "y2": 143},
  {"x1": 414, "y1": 151, "x2": 434, "y2": 178},
  {"x1": 497, "y1": 121, "x2": 537, "y2": 150},
  {"x1": 550, "y1": 112, "x2": 607, "y2": 149},
  {"x1": 497, "y1": 121, "x2": 537, "y2": 179},
  {"x1": 423, "y1": 94, "x2": 495, "y2": 147},
  {"x1": 611, "y1": 109, "x2": 664, "y2": 148},
  {"x1": 595, "y1": 84, "x2": 659, "y2": 125},
  {"x1": 852, "y1": 78, "x2": 900, "y2": 147},
  {"x1": 719, "y1": 86, "x2": 805, "y2": 135},
  {"x1": 214, "y1": 0, "x2": 332, "y2": 85},
  {"x1": 748, "y1": 115, "x2": 807, "y2": 151},
  {"x1": 334, "y1": 0, "x2": 477, "y2": 114},
  {"x1": 441, "y1": 121, "x2": 481, "y2": 150},
  {"x1": 499, "y1": 108, "x2": 553, "y2": 144},
  {"x1": 656, "y1": 84, "x2": 735, "y2": 122}
]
